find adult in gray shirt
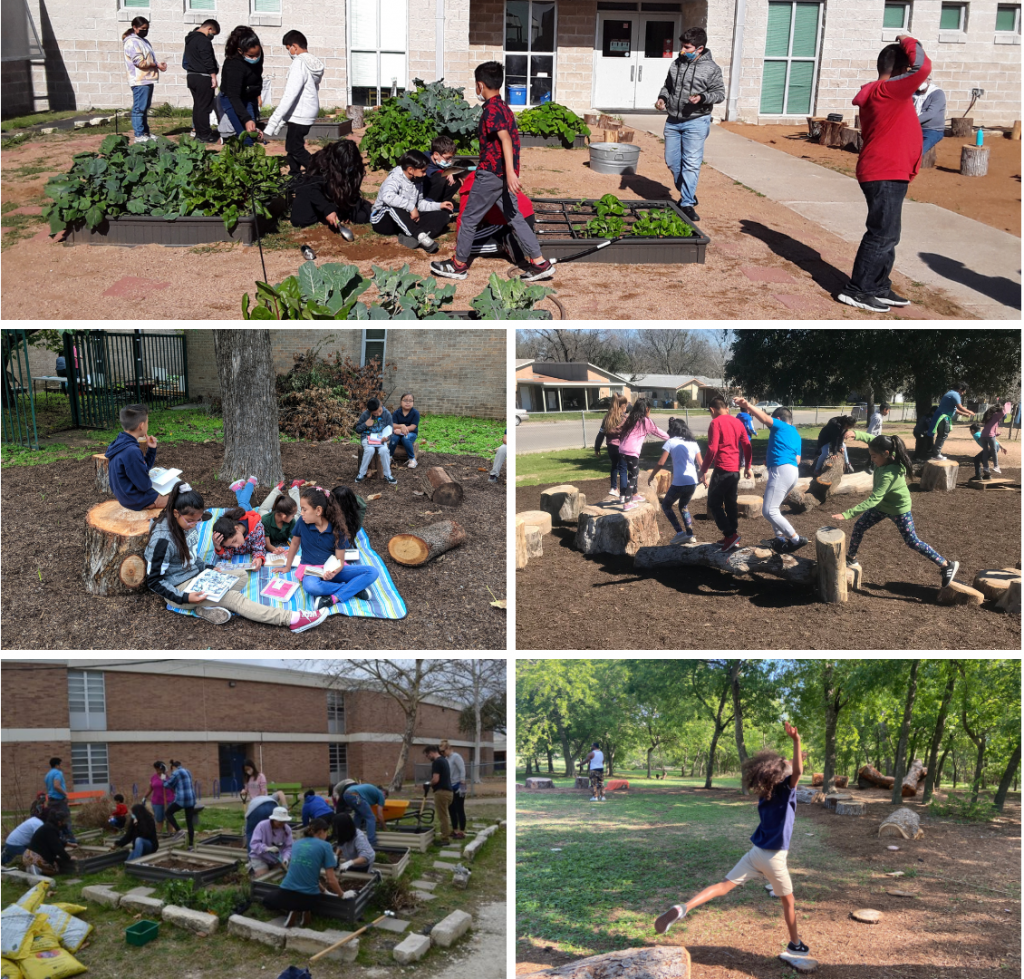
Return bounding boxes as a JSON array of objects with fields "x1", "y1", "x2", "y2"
[{"x1": 913, "y1": 81, "x2": 946, "y2": 154}]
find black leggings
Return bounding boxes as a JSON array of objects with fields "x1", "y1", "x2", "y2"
[
  {"x1": 448, "y1": 790, "x2": 466, "y2": 832},
  {"x1": 372, "y1": 207, "x2": 450, "y2": 241},
  {"x1": 165, "y1": 803, "x2": 195, "y2": 846},
  {"x1": 623, "y1": 455, "x2": 641, "y2": 499}
]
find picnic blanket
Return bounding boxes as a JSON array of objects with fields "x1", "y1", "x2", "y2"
[{"x1": 168, "y1": 508, "x2": 407, "y2": 621}]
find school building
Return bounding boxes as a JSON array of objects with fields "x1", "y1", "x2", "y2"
[
  {"x1": 3, "y1": 0, "x2": 1018, "y2": 125},
  {"x1": 0, "y1": 659, "x2": 496, "y2": 812}
]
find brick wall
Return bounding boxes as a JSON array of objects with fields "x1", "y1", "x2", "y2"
[
  {"x1": 1, "y1": 664, "x2": 70, "y2": 728},
  {"x1": 2, "y1": 742, "x2": 73, "y2": 812}
]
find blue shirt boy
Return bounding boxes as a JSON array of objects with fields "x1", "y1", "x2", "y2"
[
  {"x1": 766, "y1": 417, "x2": 802, "y2": 468},
  {"x1": 300, "y1": 794, "x2": 334, "y2": 826},
  {"x1": 750, "y1": 781, "x2": 797, "y2": 851}
]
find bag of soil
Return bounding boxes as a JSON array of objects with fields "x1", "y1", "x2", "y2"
[{"x1": 17, "y1": 948, "x2": 86, "y2": 979}]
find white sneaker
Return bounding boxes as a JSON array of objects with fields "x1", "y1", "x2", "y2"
[
  {"x1": 406, "y1": 459, "x2": 418, "y2": 469},
  {"x1": 133, "y1": 135, "x2": 151, "y2": 144},
  {"x1": 991, "y1": 466, "x2": 1002, "y2": 474},
  {"x1": 590, "y1": 796, "x2": 598, "y2": 802},
  {"x1": 933, "y1": 453, "x2": 947, "y2": 461},
  {"x1": 670, "y1": 531, "x2": 695, "y2": 544},
  {"x1": 605, "y1": 491, "x2": 620, "y2": 500}
]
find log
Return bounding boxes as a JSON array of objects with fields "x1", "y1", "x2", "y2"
[
  {"x1": 634, "y1": 542, "x2": 816, "y2": 584},
  {"x1": 525, "y1": 524, "x2": 544, "y2": 559},
  {"x1": 807, "y1": 116, "x2": 826, "y2": 139},
  {"x1": 820, "y1": 119, "x2": 845, "y2": 148},
  {"x1": 950, "y1": 117, "x2": 973, "y2": 139},
  {"x1": 420, "y1": 466, "x2": 463, "y2": 506},
  {"x1": 1011, "y1": 119, "x2": 1021, "y2": 141},
  {"x1": 833, "y1": 800, "x2": 866, "y2": 816},
  {"x1": 618, "y1": 129, "x2": 635, "y2": 143},
  {"x1": 735, "y1": 494, "x2": 763, "y2": 519},
  {"x1": 540, "y1": 484, "x2": 584, "y2": 524},
  {"x1": 937, "y1": 581, "x2": 984, "y2": 605},
  {"x1": 971, "y1": 568, "x2": 1021, "y2": 601},
  {"x1": 920, "y1": 458, "x2": 959, "y2": 492},
  {"x1": 598, "y1": 115, "x2": 621, "y2": 130},
  {"x1": 840, "y1": 126, "x2": 863, "y2": 152},
  {"x1": 858, "y1": 764, "x2": 895, "y2": 790},
  {"x1": 960, "y1": 144, "x2": 989, "y2": 177},
  {"x1": 822, "y1": 793, "x2": 854, "y2": 812},
  {"x1": 531, "y1": 947, "x2": 691, "y2": 979},
  {"x1": 346, "y1": 105, "x2": 365, "y2": 128},
  {"x1": 879, "y1": 807, "x2": 923, "y2": 840},
  {"x1": 815, "y1": 526, "x2": 847, "y2": 604},
  {"x1": 387, "y1": 519, "x2": 466, "y2": 566},
  {"x1": 603, "y1": 128, "x2": 620, "y2": 142},
  {"x1": 93, "y1": 453, "x2": 111, "y2": 495},
  {"x1": 811, "y1": 773, "x2": 824, "y2": 787},
  {"x1": 834, "y1": 775, "x2": 849, "y2": 789},
  {"x1": 576, "y1": 503, "x2": 660, "y2": 557},
  {"x1": 515, "y1": 515, "x2": 529, "y2": 570},
  {"x1": 901, "y1": 758, "x2": 927, "y2": 796},
  {"x1": 83, "y1": 500, "x2": 162, "y2": 596},
  {"x1": 583, "y1": 113, "x2": 600, "y2": 128},
  {"x1": 392, "y1": 443, "x2": 408, "y2": 462},
  {"x1": 518, "y1": 509, "x2": 553, "y2": 536},
  {"x1": 794, "y1": 788, "x2": 819, "y2": 804},
  {"x1": 920, "y1": 145, "x2": 937, "y2": 169},
  {"x1": 524, "y1": 778, "x2": 554, "y2": 789},
  {"x1": 652, "y1": 469, "x2": 673, "y2": 497},
  {"x1": 996, "y1": 579, "x2": 1021, "y2": 613}
]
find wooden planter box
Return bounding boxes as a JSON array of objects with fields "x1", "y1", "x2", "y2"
[
  {"x1": 369, "y1": 845, "x2": 410, "y2": 878},
  {"x1": 519, "y1": 133, "x2": 589, "y2": 148},
  {"x1": 263, "y1": 118, "x2": 353, "y2": 141},
  {"x1": 376, "y1": 826, "x2": 434, "y2": 852},
  {"x1": 69, "y1": 845, "x2": 130, "y2": 874},
  {"x1": 65, "y1": 213, "x2": 265, "y2": 247},
  {"x1": 252, "y1": 870, "x2": 380, "y2": 924},
  {"x1": 532, "y1": 198, "x2": 709, "y2": 265},
  {"x1": 125, "y1": 848, "x2": 239, "y2": 887}
]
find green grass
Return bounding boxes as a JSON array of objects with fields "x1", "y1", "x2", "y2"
[
  {"x1": 0, "y1": 109, "x2": 119, "y2": 131},
  {"x1": 0, "y1": 205, "x2": 46, "y2": 250}
]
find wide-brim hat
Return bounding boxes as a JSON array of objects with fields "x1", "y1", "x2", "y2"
[{"x1": 270, "y1": 806, "x2": 292, "y2": 822}]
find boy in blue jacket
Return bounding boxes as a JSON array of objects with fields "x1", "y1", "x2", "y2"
[{"x1": 105, "y1": 404, "x2": 170, "y2": 510}]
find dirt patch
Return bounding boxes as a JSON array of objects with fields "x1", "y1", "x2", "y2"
[
  {"x1": 1, "y1": 441, "x2": 505, "y2": 650},
  {"x1": 720, "y1": 121, "x2": 1022, "y2": 237},
  {"x1": 516, "y1": 458, "x2": 1020, "y2": 651},
  {"x1": 0, "y1": 126, "x2": 972, "y2": 320}
]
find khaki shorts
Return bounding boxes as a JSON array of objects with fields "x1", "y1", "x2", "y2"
[{"x1": 726, "y1": 845, "x2": 793, "y2": 896}]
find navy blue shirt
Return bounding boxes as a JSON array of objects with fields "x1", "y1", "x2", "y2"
[
  {"x1": 750, "y1": 780, "x2": 796, "y2": 851},
  {"x1": 293, "y1": 518, "x2": 347, "y2": 566},
  {"x1": 300, "y1": 795, "x2": 335, "y2": 827},
  {"x1": 392, "y1": 407, "x2": 420, "y2": 432}
]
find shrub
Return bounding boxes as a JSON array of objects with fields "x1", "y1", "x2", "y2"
[
  {"x1": 928, "y1": 790, "x2": 999, "y2": 822},
  {"x1": 74, "y1": 797, "x2": 114, "y2": 831},
  {"x1": 516, "y1": 103, "x2": 591, "y2": 143},
  {"x1": 376, "y1": 875, "x2": 419, "y2": 913}
]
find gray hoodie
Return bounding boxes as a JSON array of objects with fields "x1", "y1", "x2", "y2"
[
  {"x1": 912, "y1": 83, "x2": 946, "y2": 132},
  {"x1": 145, "y1": 517, "x2": 211, "y2": 604},
  {"x1": 658, "y1": 49, "x2": 726, "y2": 120},
  {"x1": 371, "y1": 168, "x2": 443, "y2": 224}
]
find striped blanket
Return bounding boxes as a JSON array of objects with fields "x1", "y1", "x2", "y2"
[{"x1": 168, "y1": 508, "x2": 407, "y2": 621}]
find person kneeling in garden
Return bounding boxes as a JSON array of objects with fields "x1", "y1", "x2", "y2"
[
  {"x1": 370, "y1": 149, "x2": 454, "y2": 253},
  {"x1": 290, "y1": 139, "x2": 371, "y2": 232},
  {"x1": 262, "y1": 817, "x2": 343, "y2": 928},
  {"x1": 249, "y1": 805, "x2": 293, "y2": 878}
]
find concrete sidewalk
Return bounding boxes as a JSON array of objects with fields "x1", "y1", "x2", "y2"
[{"x1": 621, "y1": 116, "x2": 1021, "y2": 320}]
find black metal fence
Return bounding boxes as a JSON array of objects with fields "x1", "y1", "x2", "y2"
[
  {"x1": 63, "y1": 330, "x2": 190, "y2": 429},
  {"x1": 1, "y1": 329, "x2": 40, "y2": 449}
]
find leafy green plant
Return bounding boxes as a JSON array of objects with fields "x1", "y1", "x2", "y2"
[
  {"x1": 186, "y1": 137, "x2": 287, "y2": 231},
  {"x1": 355, "y1": 264, "x2": 457, "y2": 319},
  {"x1": 193, "y1": 885, "x2": 248, "y2": 921},
  {"x1": 243, "y1": 260, "x2": 371, "y2": 319},
  {"x1": 516, "y1": 103, "x2": 591, "y2": 143},
  {"x1": 470, "y1": 273, "x2": 555, "y2": 320},
  {"x1": 162, "y1": 878, "x2": 197, "y2": 908},
  {"x1": 316, "y1": 106, "x2": 348, "y2": 119},
  {"x1": 399, "y1": 78, "x2": 482, "y2": 143},
  {"x1": 630, "y1": 207, "x2": 695, "y2": 238},
  {"x1": 584, "y1": 193, "x2": 626, "y2": 238},
  {"x1": 929, "y1": 790, "x2": 999, "y2": 822}
]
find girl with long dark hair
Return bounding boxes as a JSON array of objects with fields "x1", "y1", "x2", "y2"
[
  {"x1": 648, "y1": 416, "x2": 703, "y2": 544},
  {"x1": 218, "y1": 25, "x2": 265, "y2": 145},
  {"x1": 608, "y1": 398, "x2": 670, "y2": 511},
  {"x1": 122, "y1": 16, "x2": 167, "y2": 142},
  {"x1": 331, "y1": 813, "x2": 375, "y2": 873},
  {"x1": 290, "y1": 139, "x2": 371, "y2": 229},
  {"x1": 114, "y1": 804, "x2": 160, "y2": 861},
  {"x1": 211, "y1": 506, "x2": 268, "y2": 569},
  {"x1": 595, "y1": 393, "x2": 629, "y2": 501}
]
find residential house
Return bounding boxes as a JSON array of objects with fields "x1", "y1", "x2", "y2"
[
  {"x1": 631, "y1": 373, "x2": 726, "y2": 407},
  {"x1": 516, "y1": 359, "x2": 631, "y2": 412}
]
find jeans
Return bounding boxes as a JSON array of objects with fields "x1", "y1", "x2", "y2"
[
  {"x1": 301, "y1": 563, "x2": 380, "y2": 605},
  {"x1": 814, "y1": 444, "x2": 850, "y2": 475},
  {"x1": 622, "y1": 455, "x2": 641, "y2": 499},
  {"x1": 607, "y1": 443, "x2": 626, "y2": 493},
  {"x1": 218, "y1": 96, "x2": 260, "y2": 146},
  {"x1": 848, "y1": 509, "x2": 946, "y2": 567},
  {"x1": 152, "y1": 803, "x2": 166, "y2": 825},
  {"x1": 490, "y1": 443, "x2": 506, "y2": 477},
  {"x1": 921, "y1": 128, "x2": 944, "y2": 153},
  {"x1": 661, "y1": 483, "x2": 697, "y2": 533},
  {"x1": 388, "y1": 432, "x2": 417, "y2": 461},
  {"x1": 663, "y1": 114, "x2": 712, "y2": 206},
  {"x1": 131, "y1": 84, "x2": 155, "y2": 137},
  {"x1": 342, "y1": 791, "x2": 378, "y2": 846},
  {"x1": 707, "y1": 469, "x2": 740, "y2": 537},
  {"x1": 130, "y1": 837, "x2": 156, "y2": 861},
  {"x1": 187, "y1": 73, "x2": 216, "y2": 140},
  {"x1": 1, "y1": 844, "x2": 27, "y2": 865},
  {"x1": 849, "y1": 179, "x2": 909, "y2": 297},
  {"x1": 284, "y1": 122, "x2": 313, "y2": 175},
  {"x1": 762, "y1": 464, "x2": 800, "y2": 539},
  {"x1": 358, "y1": 441, "x2": 393, "y2": 478},
  {"x1": 245, "y1": 800, "x2": 277, "y2": 846},
  {"x1": 975, "y1": 435, "x2": 997, "y2": 475}
]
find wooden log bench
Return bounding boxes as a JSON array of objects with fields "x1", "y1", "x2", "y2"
[
  {"x1": 420, "y1": 466, "x2": 463, "y2": 506},
  {"x1": 576, "y1": 502, "x2": 660, "y2": 557},
  {"x1": 388, "y1": 520, "x2": 466, "y2": 566},
  {"x1": 84, "y1": 500, "x2": 163, "y2": 596}
]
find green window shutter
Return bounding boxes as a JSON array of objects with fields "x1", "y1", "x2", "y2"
[
  {"x1": 189, "y1": 0, "x2": 216, "y2": 9},
  {"x1": 939, "y1": 4, "x2": 961, "y2": 29},
  {"x1": 122, "y1": 0, "x2": 149, "y2": 8},
  {"x1": 995, "y1": 5, "x2": 1017, "y2": 29},
  {"x1": 883, "y1": 3, "x2": 906, "y2": 28},
  {"x1": 786, "y1": 60, "x2": 814, "y2": 114},
  {"x1": 765, "y1": 2, "x2": 793, "y2": 57},
  {"x1": 760, "y1": 60, "x2": 787, "y2": 113},
  {"x1": 791, "y1": 3, "x2": 819, "y2": 57},
  {"x1": 254, "y1": 0, "x2": 281, "y2": 11}
]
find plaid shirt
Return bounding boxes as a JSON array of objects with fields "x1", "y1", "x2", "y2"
[
  {"x1": 164, "y1": 767, "x2": 196, "y2": 808},
  {"x1": 478, "y1": 96, "x2": 519, "y2": 179}
]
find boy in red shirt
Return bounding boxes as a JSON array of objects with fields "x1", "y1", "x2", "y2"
[
  {"x1": 431, "y1": 61, "x2": 553, "y2": 282},
  {"x1": 838, "y1": 35, "x2": 930, "y2": 314},
  {"x1": 108, "y1": 794, "x2": 129, "y2": 830},
  {"x1": 700, "y1": 397, "x2": 752, "y2": 552},
  {"x1": 455, "y1": 170, "x2": 537, "y2": 263}
]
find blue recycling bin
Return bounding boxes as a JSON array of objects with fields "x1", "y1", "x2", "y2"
[{"x1": 508, "y1": 84, "x2": 527, "y2": 106}]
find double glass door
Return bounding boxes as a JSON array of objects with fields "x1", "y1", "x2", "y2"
[{"x1": 594, "y1": 14, "x2": 679, "y2": 109}]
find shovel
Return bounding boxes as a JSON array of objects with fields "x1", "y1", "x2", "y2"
[{"x1": 308, "y1": 910, "x2": 396, "y2": 962}]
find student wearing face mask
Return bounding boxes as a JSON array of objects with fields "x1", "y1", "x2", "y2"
[
  {"x1": 654, "y1": 27, "x2": 724, "y2": 224},
  {"x1": 264, "y1": 31, "x2": 325, "y2": 176},
  {"x1": 122, "y1": 17, "x2": 168, "y2": 144},
  {"x1": 218, "y1": 26, "x2": 266, "y2": 146},
  {"x1": 912, "y1": 78, "x2": 946, "y2": 154},
  {"x1": 424, "y1": 136, "x2": 463, "y2": 204}
]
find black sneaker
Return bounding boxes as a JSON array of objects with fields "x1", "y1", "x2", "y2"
[
  {"x1": 385, "y1": 475, "x2": 398, "y2": 485},
  {"x1": 770, "y1": 537, "x2": 790, "y2": 553},
  {"x1": 940, "y1": 560, "x2": 959, "y2": 588},
  {"x1": 788, "y1": 535, "x2": 809, "y2": 552},
  {"x1": 837, "y1": 289, "x2": 891, "y2": 312},
  {"x1": 316, "y1": 595, "x2": 336, "y2": 611},
  {"x1": 521, "y1": 259, "x2": 555, "y2": 282},
  {"x1": 681, "y1": 205, "x2": 701, "y2": 222},
  {"x1": 431, "y1": 259, "x2": 469, "y2": 280},
  {"x1": 878, "y1": 289, "x2": 910, "y2": 306},
  {"x1": 397, "y1": 234, "x2": 418, "y2": 250},
  {"x1": 488, "y1": 474, "x2": 499, "y2": 484},
  {"x1": 787, "y1": 941, "x2": 810, "y2": 954},
  {"x1": 354, "y1": 589, "x2": 371, "y2": 601}
]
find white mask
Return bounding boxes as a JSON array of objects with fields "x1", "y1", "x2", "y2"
[{"x1": 436, "y1": 158, "x2": 453, "y2": 168}]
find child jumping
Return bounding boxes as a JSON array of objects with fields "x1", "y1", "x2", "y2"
[
  {"x1": 973, "y1": 405, "x2": 1004, "y2": 479},
  {"x1": 595, "y1": 394, "x2": 629, "y2": 501},
  {"x1": 655, "y1": 721, "x2": 810, "y2": 961},
  {"x1": 648, "y1": 417, "x2": 702, "y2": 544},
  {"x1": 831, "y1": 434, "x2": 959, "y2": 588},
  {"x1": 610, "y1": 398, "x2": 670, "y2": 512}
]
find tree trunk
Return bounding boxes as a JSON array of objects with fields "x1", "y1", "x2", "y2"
[
  {"x1": 950, "y1": 117, "x2": 974, "y2": 138},
  {"x1": 555, "y1": 714, "x2": 574, "y2": 777},
  {"x1": 646, "y1": 745, "x2": 654, "y2": 778},
  {"x1": 540, "y1": 484, "x2": 584, "y2": 524},
  {"x1": 83, "y1": 500, "x2": 161, "y2": 596},
  {"x1": 935, "y1": 737, "x2": 953, "y2": 789},
  {"x1": 891, "y1": 660, "x2": 920, "y2": 804},
  {"x1": 822, "y1": 663, "x2": 841, "y2": 793},
  {"x1": 634, "y1": 541, "x2": 817, "y2": 585},
  {"x1": 962, "y1": 707, "x2": 986, "y2": 801},
  {"x1": 995, "y1": 579, "x2": 1021, "y2": 613},
  {"x1": 525, "y1": 757, "x2": 534, "y2": 776},
  {"x1": 524, "y1": 524, "x2": 544, "y2": 558},
  {"x1": 922, "y1": 663, "x2": 956, "y2": 802},
  {"x1": 390, "y1": 705, "x2": 419, "y2": 793},
  {"x1": 960, "y1": 144, "x2": 989, "y2": 177},
  {"x1": 920, "y1": 459, "x2": 959, "y2": 492},
  {"x1": 420, "y1": 466, "x2": 464, "y2": 506},
  {"x1": 705, "y1": 724, "x2": 724, "y2": 790},
  {"x1": 993, "y1": 740, "x2": 1021, "y2": 811},
  {"x1": 731, "y1": 661, "x2": 750, "y2": 795},
  {"x1": 388, "y1": 520, "x2": 466, "y2": 565},
  {"x1": 473, "y1": 668, "x2": 483, "y2": 790},
  {"x1": 214, "y1": 331, "x2": 283, "y2": 486},
  {"x1": 879, "y1": 808, "x2": 923, "y2": 839},
  {"x1": 93, "y1": 454, "x2": 111, "y2": 495},
  {"x1": 815, "y1": 527, "x2": 848, "y2": 604},
  {"x1": 529, "y1": 946, "x2": 691, "y2": 979},
  {"x1": 858, "y1": 764, "x2": 895, "y2": 789},
  {"x1": 546, "y1": 747, "x2": 554, "y2": 774},
  {"x1": 346, "y1": 105, "x2": 365, "y2": 128}
]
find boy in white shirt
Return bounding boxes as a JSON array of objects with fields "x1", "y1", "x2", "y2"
[{"x1": 263, "y1": 31, "x2": 324, "y2": 176}]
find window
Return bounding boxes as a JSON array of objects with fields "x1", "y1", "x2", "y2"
[
  {"x1": 68, "y1": 669, "x2": 106, "y2": 731},
  {"x1": 71, "y1": 744, "x2": 109, "y2": 791},
  {"x1": 252, "y1": 0, "x2": 281, "y2": 11},
  {"x1": 361, "y1": 329, "x2": 386, "y2": 366},
  {"x1": 188, "y1": 0, "x2": 216, "y2": 9},
  {"x1": 760, "y1": 2, "x2": 822, "y2": 115},
  {"x1": 883, "y1": 2, "x2": 909, "y2": 28},
  {"x1": 120, "y1": 0, "x2": 149, "y2": 7},
  {"x1": 505, "y1": 1, "x2": 556, "y2": 107},
  {"x1": 995, "y1": 4, "x2": 1020, "y2": 29},
  {"x1": 329, "y1": 744, "x2": 349, "y2": 784},
  {"x1": 940, "y1": 3, "x2": 966, "y2": 30},
  {"x1": 349, "y1": 0, "x2": 407, "y2": 107},
  {"x1": 327, "y1": 690, "x2": 346, "y2": 735}
]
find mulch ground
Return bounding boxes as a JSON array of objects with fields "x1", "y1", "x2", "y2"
[
  {"x1": 516, "y1": 462, "x2": 1021, "y2": 651},
  {"x1": 1, "y1": 441, "x2": 505, "y2": 650}
]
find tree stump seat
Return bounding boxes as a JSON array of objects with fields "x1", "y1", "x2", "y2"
[
  {"x1": 93, "y1": 454, "x2": 111, "y2": 495},
  {"x1": 84, "y1": 500, "x2": 163, "y2": 596},
  {"x1": 387, "y1": 520, "x2": 465, "y2": 566}
]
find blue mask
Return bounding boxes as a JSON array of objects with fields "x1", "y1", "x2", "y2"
[
  {"x1": 682, "y1": 50, "x2": 697, "y2": 61},
  {"x1": 244, "y1": 55, "x2": 260, "y2": 64}
]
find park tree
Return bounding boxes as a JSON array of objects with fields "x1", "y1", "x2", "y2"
[
  {"x1": 920, "y1": 660, "x2": 957, "y2": 803},
  {"x1": 517, "y1": 659, "x2": 599, "y2": 776},
  {"x1": 889, "y1": 659, "x2": 921, "y2": 804},
  {"x1": 450, "y1": 659, "x2": 506, "y2": 794},
  {"x1": 993, "y1": 738, "x2": 1022, "y2": 812},
  {"x1": 684, "y1": 661, "x2": 735, "y2": 789}
]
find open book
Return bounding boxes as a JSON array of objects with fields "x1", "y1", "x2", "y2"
[
  {"x1": 261, "y1": 577, "x2": 299, "y2": 602},
  {"x1": 188, "y1": 569, "x2": 239, "y2": 602},
  {"x1": 149, "y1": 467, "x2": 183, "y2": 495},
  {"x1": 264, "y1": 553, "x2": 290, "y2": 568},
  {"x1": 302, "y1": 554, "x2": 343, "y2": 579}
]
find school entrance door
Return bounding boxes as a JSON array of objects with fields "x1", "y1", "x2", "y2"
[{"x1": 593, "y1": 8, "x2": 680, "y2": 110}]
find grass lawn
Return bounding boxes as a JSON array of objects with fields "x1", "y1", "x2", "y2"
[{"x1": 1, "y1": 800, "x2": 506, "y2": 978}]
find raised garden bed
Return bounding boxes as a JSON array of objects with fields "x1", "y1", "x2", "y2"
[
  {"x1": 69, "y1": 845, "x2": 130, "y2": 874},
  {"x1": 377, "y1": 826, "x2": 434, "y2": 852},
  {"x1": 251, "y1": 871, "x2": 380, "y2": 924},
  {"x1": 519, "y1": 133, "x2": 588, "y2": 148},
  {"x1": 64, "y1": 213, "x2": 268, "y2": 247},
  {"x1": 263, "y1": 119, "x2": 353, "y2": 141},
  {"x1": 531, "y1": 198, "x2": 709, "y2": 264},
  {"x1": 369, "y1": 845, "x2": 410, "y2": 878},
  {"x1": 125, "y1": 848, "x2": 239, "y2": 887},
  {"x1": 195, "y1": 833, "x2": 247, "y2": 858}
]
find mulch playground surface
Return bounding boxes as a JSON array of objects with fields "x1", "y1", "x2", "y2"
[
  {"x1": 1, "y1": 442, "x2": 505, "y2": 650},
  {"x1": 516, "y1": 463, "x2": 1021, "y2": 652}
]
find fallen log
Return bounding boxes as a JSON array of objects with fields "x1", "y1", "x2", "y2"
[
  {"x1": 530, "y1": 946, "x2": 691, "y2": 979},
  {"x1": 920, "y1": 458, "x2": 959, "y2": 492},
  {"x1": 858, "y1": 764, "x2": 895, "y2": 790},
  {"x1": 387, "y1": 520, "x2": 466, "y2": 566},
  {"x1": 515, "y1": 515, "x2": 529, "y2": 570},
  {"x1": 633, "y1": 542, "x2": 816, "y2": 584},
  {"x1": 834, "y1": 775, "x2": 849, "y2": 789},
  {"x1": 540, "y1": 484, "x2": 584, "y2": 524},
  {"x1": 576, "y1": 502, "x2": 660, "y2": 557},
  {"x1": 879, "y1": 807, "x2": 923, "y2": 840},
  {"x1": 811, "y1": 773, "x2": 824, "y2": 787},
  {"x1": 419, "y1": 466, "x2": 464, "y2": 506},
  {"x1": 84, "y1": 500, "x2": 163, "y2": 596},
  {"x1": 937, "y1": 581, "x2": 984, "y2": 605},
  {"x1": 93, "y1": 453, "x2": 111, "y2": 495},
  {"x1": 901, "y1": 759, "x2": 927, "y2": 797}
]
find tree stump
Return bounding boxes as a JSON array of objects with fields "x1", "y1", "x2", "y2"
[
  {"x1": 1010, "y1": 119, "x2": 1021, "y2": 141},
  {"x1": 833, "y1": 800, "x2": 866, "y2": 816},
  {"x1": 820, "y1": 120, "x2": 845, "y2": 148},
  {"x1": 618, "y1": 129, "x2": 636, "y2": 143},
  {"x1": 93, "y1": 454, "x2": 111, "y2": 496},
  {"x1": 346, "y1": 105, "x2": 365, "y2": 128},
  {"x1": 815, "y1": 527, "x2": 847, "y2": 604},
  {"x1": 393, "y1": 443, "x2": 408, "y2": 462},
  {"x1": 583, "y1": 113, "x2": 600, "y2": 128},
  {"x1": 420, "y1": 466, "x2": 463, "y2": 506},
  {"x1": 530, "y1": 946, "x2": 691, "y2": 979},
  {"x1": 83, "y1": 500, "x2": 162, "y2": 596},
  {"x1": 540, "y1": 484, "x2": 584, "y2": 524},
  {"x1": 937, "y1": 581, "x2": 985, "y2": 605},
  {"x1": 879, "y1": 808, "x2": 923, "y2": 840},
  {"x1": 795, "y1": 788, "x2": 819, "y2": 804},
  {"x1": 387, "y1": 520, "x2": 466, "y2": 566},
  {"x1": 524, "y1": 778, "x2": 554, "y2": 789},
  {"x1": 851, "y1": 909, "x2": 882, "y2": 924},
  {"x1": 576, "y1": 503, "x2": 660, "y2": 557},
  {"x1": 515, "y1": 515, "x2": 529, "y2": 570},
  {"x1": 807, "y1": 116, "x2": 826, "y2": 139},
  {"x1": 574, "y1": 775, "x2": 590, "y2": 790},
  {"x1": 921, "y1": 145, "x2": 937, "y2": 169},
  {"x1": 901, "y1": 759, "x2": 927, "y2": 796},
  {"x1": 525, "y1": 524, "x2": 544, "y2": 559},
  {"x1": 996, "y1": 579, "x2": 1021, "y2": 613},
  {"x1": 652, "y1": 469, "x2": 673, "y2": 497},
  {"x1": 736, "y1": 495, "x2": 763, "y2": 519},
  {"x1": 950, "y1": 117, "x2": 973, "y2": 139},
  {"x1": 972, "y1": 568, "x2": 1021, "y2": 601},
  {"x1": 960, "y1": 143, "x2": 989, "y2": 176},
  {"x1": 598, "y1": 115, "x2": 621, "y2": 130},
  {"x1": 811, "y1": 773, "x2": 824, "y2": 786},
  {"x1": 841, "y1": 126, "x2": 863, "y2": 152},
  {"x1": 518, "y1": 509, "x2": 553, "y2": 536},
  {"x1": 823, "y1": 793, "x2": 854, "y2": 812},
  {"x1": 858, "y1": 765, "x2": 894, "y2": 790},
  {"x1": 633, "y1": 542, "x2": 816, "y2": 584},
  {"x1": 920, "y1": 458, "x2": 959, "y2": 491},
  {"x1": 834, "y1": 775, "x2": 849, "y2": 789}
]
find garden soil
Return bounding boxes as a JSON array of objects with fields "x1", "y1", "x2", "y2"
[
  {"x1": 0, "y1": 442, "x2": 506, "y2": 650},
  {"x1": 1, "y1": 126, "x2": 971, "y2": 320},
  {"x1": 517, "y1": 786, "x2": 1021, "y2": 979},
  {"x1": 516, "y1": 451, "x2": 1020, "y2": 651},
  {"x1": 720, "y1": 121, "x2": 1022, "y2": 237}
]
